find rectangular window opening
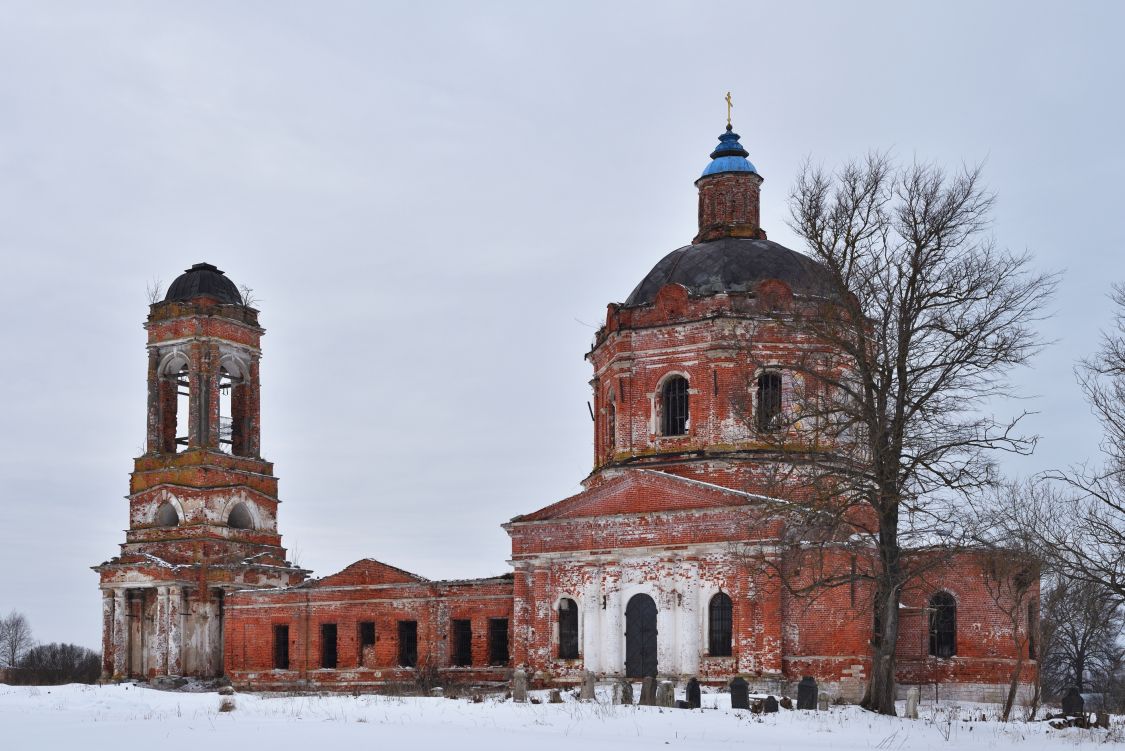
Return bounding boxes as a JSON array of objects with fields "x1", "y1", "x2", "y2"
[
  {"x1": 272, "y1": 624, "x2": 290, "y2": 670},
  {"x1": 398, "y1": 620, "x2": 418, "y2": 668},
  {"x1": 452, "y1": 619, "x2": 473, "y2": 667},
  {"x1": 358, "y1": 621, "x2": 375, "y2": 666},
  {"x1": 488, "y1": 618, "x2": 510, "y2": 666},
  {"x1": 320, "y1": 623, "x2": 338, "y2": 669}
]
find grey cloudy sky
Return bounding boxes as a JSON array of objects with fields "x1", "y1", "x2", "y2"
[{"x1": 0, "y1": 1, "x2": 1122, "y2": 649}]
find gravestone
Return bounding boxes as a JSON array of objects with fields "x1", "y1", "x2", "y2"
[
  {"x1": 639, "y1": 676, "x2": 657, "y2": 706},
  {"x1": 657, "y1": 681, "x2": 675, "y2": 707},
  {"x1": 730, "y1": 677, "x2": 749, "y2": 710},
  {"x1": 548, "y1": 689, "x2": 563, "y2": 704},
  {"x1": 905, "y1": 687, "x2": 919, "y2": 719},
  {"x1": 797, "y1": 676, "x2": 817, "y2": 710},
  {"x1": 686, "y1": 677, "x2": 701, "y2": 709},
  {"x1": 511, "y1": 668, "x2": 528, "y2": 703},
  {"x1": 1096, "y1": 711, "x2": 1110, "y2": 729},
  {"x1": 1061, "y1": 686, "x2": 1084, "y2": 716},
  {"x1": 817, "y1": 692, "x2": 829, "y2": 711},
  {"x1": 763, "y1": 695, "x2": 779, "y2": 713},
  {"x1": 779, "y1": 696, "x2": 793, "y2": 710},
  {"x1": 615, "y1": 678, "x2": 634, "y2": 705},
  {"x1": 580, "y1": 671, "x2": 596, "y2": 701},
  {"x1": 676, "y1": 700, "x2": 692, "y2": 709}
]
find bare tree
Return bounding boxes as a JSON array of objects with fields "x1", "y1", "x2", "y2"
[
  {"x1": 980, "y1": 547, "x2": 1039, "y2": 720},
  {"x1": 1039, "y1": 577, "x2": 1124, "y2": 701},
  {"x1": 769, "y1": 154, "x2": 1057, "y2": 714},
  {"x1": 0, "y1": 611, "x2": 35, "y2": 668},
  {"x1": 145, "y1": 278, "x2": 163, "y2": 305}
]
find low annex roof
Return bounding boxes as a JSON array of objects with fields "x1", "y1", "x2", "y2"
[{"x1": 510, "y1": 469, "x2": 786, "y2": 523}]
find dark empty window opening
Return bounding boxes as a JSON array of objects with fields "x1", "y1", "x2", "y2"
[
  {"x1": 661, "y1": 376, "x2": 689, "y2": 436},
  {"x1": 1028, "y1": 601, "x2": 1038, "y2": 660},
  {"x1": 398, "y1": 620, "x2": 418, "y2": 667},
  {"x1": 227, "y1": 502, "x2": 253, "y2": 530},
  {"x1": 929, "y1": 592, "x2": 957, "y2": 658},
  {"x1": 358, "y1": 621, "x2": 375, "y2": 666},
  {"x1": 320, "y1": 623, "x2": 338, "y2": 669},
  {"x1": 272, "y1": 624, "x2": 290, "y2": 670},
  {"x1": 452, "y1": 619, "x2": 473, "y2": 667},
  {"x1": 708, "y1": 592, "x2": 733, "y2": 657},
  {"x1": 488, "y1": 618, "x2": 509, "y2": 666},
  {"x1": 558, "y1": 598, "x2": 579, "y2": 659},
  {"x1": 154, "y1": 502, "x2": 179, "y2": 527},
  {"x1": 756, "y1": 372, "x2": 782, "y2": 431}
]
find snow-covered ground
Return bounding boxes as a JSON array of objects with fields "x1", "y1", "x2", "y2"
[{"x1": 0, "y1": 683, "x2": 1118, "y2": 750}]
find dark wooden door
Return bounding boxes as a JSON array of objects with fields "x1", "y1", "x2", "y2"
[{"x1": 625, "y1": 593, "x2": 658, "y2": 678}]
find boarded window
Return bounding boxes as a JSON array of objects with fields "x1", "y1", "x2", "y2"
[
  {"x1": 558, "y1": 598, "x2": 579, "y2": 659},
  {"x1": 661, "y1": 376, "x2": 689, "y2": 436},
  {"x1": 488, "y1": 618, "x2": 509, "y2": 666},
  {"x1": 452, "y1": 619, "x2": 472, "y2": 666},
  {"x1": 398, "y1": 620, "x2": 418, "y2": 667},
  {"x1": 708, "y1": 592, "x2": 733, "y2": 657},
  {"x1": 358, "y1": 621, "x2": 375, "y2": 665},
  {"x1": 756, "y1": 372, "x2": 782, "y2": 431},
  {"x1": 320, "y1": 623, "x2": 338, "y2": 669},
  {"x1": 929, "y1": 592, "x2": 956, "y2": 658},
  {"x1": 272, "y1": 624, "x2": 289, "y2": 670}
]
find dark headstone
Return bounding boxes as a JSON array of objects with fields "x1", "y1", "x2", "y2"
[
  {"x1": 686, "y1": 677, "x2": 701, "y2": 709},
  {"x1": 763, "y1": 695, "x2": 779, "y2": 713},
  {"x1": 1096, "y1": 711, "x2": 1110, "y2": 729},
  {"x1": 1061, "y1": 686, "x2": 1084, "y2": 716},
  {"x1": 676, "y1": 700, "x2": 692, "y2": 709},
  {"x1": 639, "y1": 676, "x2": 657, "y2": 706},
  {"x1": 796, "y1": 675, "x2": 817, "y2": 710},
  {"x1": 779, "y1": 696, "x2": 793, "y2": 710},
  {"x1": 729, "y1": 677, "x2": 749, "y2": 710}
]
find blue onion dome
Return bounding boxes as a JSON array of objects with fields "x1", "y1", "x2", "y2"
[{"x1": 700, "y1": 125, "x2": 758, "y2": 178}]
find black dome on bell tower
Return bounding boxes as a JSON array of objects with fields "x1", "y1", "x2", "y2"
[{"x1": 164, "y1": 262, "x2": 243, "y2": 305}]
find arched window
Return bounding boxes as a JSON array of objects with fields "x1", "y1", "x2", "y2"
[
  {"x1": 607, "y1": 402, "x2": 616, "y2": 451},
  {"x1": 558, "y1": 598, "x2": 579, "y2": 659},
  {"x1": 756, "y1": 372, "x2": 782, "y2": 431},
  {"x1": 154, "y1": 502, "x2": 179, "y2": 527},
  {"x1": 929, "y1": 592, "x2": 956, "y2": 658},
  {"x1": 708, "y1": 592, "x2": 733, "y2": 656},
  {"x1": 227, "y1": 502, "x2": 254, "y2": 530},
  {"x1": 159, "y1": 353, "x2": 191, "y2": 454},
  {"x1": 661, "y1": 376, "x2": 689, "y2": 436}
]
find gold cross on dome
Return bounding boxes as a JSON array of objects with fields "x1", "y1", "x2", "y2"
[{"x1": 725, "y1": 91, "x2": 733, "y2": 127}]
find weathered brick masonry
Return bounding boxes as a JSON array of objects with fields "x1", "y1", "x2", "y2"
[{"x1": 96, "y1": 128, "x2": 1036, "y2": 701}]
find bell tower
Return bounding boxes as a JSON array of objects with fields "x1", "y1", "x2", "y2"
[{"x1": 94, "y1": 263, "x2": 307, "y2": 681}]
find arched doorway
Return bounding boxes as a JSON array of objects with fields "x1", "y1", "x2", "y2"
[{"x1": 625, "y1": 593, "x2": 658, "y2": 678}]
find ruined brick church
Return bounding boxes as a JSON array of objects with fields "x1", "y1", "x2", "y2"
[{"x1": 95, "y1": 125, "x2": 1036, "y2": 701}]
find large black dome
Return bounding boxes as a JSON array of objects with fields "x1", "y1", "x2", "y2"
[
  {"x1": 164, "y1": 262, "x2": 243, "y2": 305},
  {"x1": 624, "y1": 238, "x2": 836, "y2": 306}
]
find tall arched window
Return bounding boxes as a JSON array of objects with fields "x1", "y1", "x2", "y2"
[
  {"x1": 607, "y1": 402, "x2": 616, "y2": 451},
  {"x1": 929, "y1": 592, "x2": 957, "y2": 658},
  {"x1": 158, "y1": 353, "x2": 191, "y2": 454},
  {"x1": 756, "y1": 372, "x2": 782, "y2": 431},
  {"x1": 708, "y1": 592, "x2": 733, "y2": 656},
  {"x1": 558, "y1": 598, "x2": 579, "y2": 659},
  {"x1": 661, "y1": 376, "x2": 689, "y2": 436}
]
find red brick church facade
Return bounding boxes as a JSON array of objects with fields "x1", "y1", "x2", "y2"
[{"x1": 96, "y1": 126, "x2": 1037, "y2": 702}]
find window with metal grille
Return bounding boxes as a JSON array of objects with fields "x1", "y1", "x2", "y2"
[
  {"x1": 358, "y1": 621, "x2": 375, "y2": 666},
  {"x1": 398, "y1": 620, "x2": 418, "y2": 667},
  {"x1": 488, "y1": 618, "x2": 509, "y2": 666},
  {"x1": 756, "y1": 372, "x2": 782, "y2": 431},
  {"x1": 929, "y1": 592, "x2": 956, "y2": 658},
  {"x1": 320, "y1": 623, "x2": 338, "y2": 669},
  {"x1": 708, "y1": 592, "x2": 733, "y2": 656},
  {"x1": 558, "y1": 599, "x2": 579, "y2": 659},
  {"x1": 272, "y1": 624, "x2": 289, "y2": 670},
  {"x1": 661, "y1": 376, "x2": 689, "y2": 436},
  {"x1": 451, "y1": 619, "x2": 472, "y2": 666}
]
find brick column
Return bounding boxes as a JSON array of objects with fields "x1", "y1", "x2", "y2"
[
  {"x1": 154, "y1": 587, "x2": 169, "y2": 675},
  {"x1": 167, "y1": 586, "x2": 183, "y2": 676},
  {"x1": 112, "y1": 589, "x2": 128, "y2": 678},
  {"x1": 145, "y1": 348, "x2": 161, "y2": 453},
  {"x1": 101, "y1": 590, "x2": 115, "y2": 679}
]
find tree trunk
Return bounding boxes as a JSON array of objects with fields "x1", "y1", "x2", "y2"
[
  {"x1": 861, "y1": 574, "x2": 901, "y2": 715},
  {"x1": 1002, "y1": 657, "x2": 1023, "y2": 721}
]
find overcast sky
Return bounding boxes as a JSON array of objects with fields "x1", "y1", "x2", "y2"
[{"x1": 1, "y1": 1, "x2": 1123, "y2": 649}]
